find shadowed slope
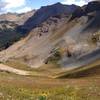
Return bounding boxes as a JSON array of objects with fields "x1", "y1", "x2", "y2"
[{"x1": 53, "y1": 59, "x2": 100, "y2": 78}]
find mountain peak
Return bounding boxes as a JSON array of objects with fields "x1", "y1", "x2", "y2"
[
  {"x1": 84, "y1": 1, "x2": 100, "y2": 13},
  {"x1": 18, "y1": 3, "x2": 79, "y2": 33},
  {"x1": 53, "y1": 2, "x2": 62, "y2": 5}
]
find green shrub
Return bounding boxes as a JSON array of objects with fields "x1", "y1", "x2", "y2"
[{"x1": 45, "y1": 49, "x2": 61, "y2": 64}]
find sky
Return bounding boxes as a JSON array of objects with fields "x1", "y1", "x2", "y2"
[{"x1": 0, "y1": 0, "x2": 95, "y2": 14}]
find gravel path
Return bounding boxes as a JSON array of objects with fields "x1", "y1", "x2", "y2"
[{"x1": 0, "y1": 64, "x2": 31, "y2": 75}]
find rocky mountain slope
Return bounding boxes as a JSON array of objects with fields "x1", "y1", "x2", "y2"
[
  {"x1": 0, "y1": 10, "x2": 36, "y2": 51},
  {"x1": 0, "y1": 1, "x2": 100, "y2": 69},
  {"x1": 18, "y1": 3, "x2": 81, "y2": 33},
  {"x1": 0, "y1": 10, "x2": 36, "y2": 25}
]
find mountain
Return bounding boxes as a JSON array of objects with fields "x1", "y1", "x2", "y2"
[
  {"x1": 18, "y1": 2, "x2": 81, "y2": 33},
  {"x1": 84, "y1": 1, "x2": 100, "y2": 13},
  {"x1": 0, "y1": 10, "x2": 36, "y2": 25},
  {"x1": 17, "y1": 1, "x2": 100, "y2": 33},
  {"x1": 0, "y1": 10, "x2": 36, "y2": 51},
  {"x1": 0, "y1": 1, "x2": 100, "y2": 69}
]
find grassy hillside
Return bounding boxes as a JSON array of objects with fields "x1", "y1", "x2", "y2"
[
  {"x1": 0, "y1": 66, "x2": 100, "y2": 100},
  {"x1": 0, "y1": 58, "x2": 100, "y2": 100}
]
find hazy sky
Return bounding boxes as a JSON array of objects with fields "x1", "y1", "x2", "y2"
[{"x1": 0, "y1": 0, "x2": 94, "y2": 14}]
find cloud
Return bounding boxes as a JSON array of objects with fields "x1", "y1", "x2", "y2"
[
  {"x1": 62, "y1": 0, "x2": 93, "y2": 6},
  {"x1": 4, "y1": 0, "x2": 26, "y2": 9},
  {"x1": 0, "y1": 0, "x2": 32, "y2": 14},
  {"x1": 0, "y1": 2, "x2": 7, "y2": 8},
  {"x1": 0, "y1": 1, "x2": 7, "y2": 13},
  {"x1": 16, "y1": 7, "x2": 32, "y2": 13}
]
